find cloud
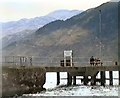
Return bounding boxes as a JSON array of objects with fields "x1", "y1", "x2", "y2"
[{"x1": 0, "y1": 0, "x2": 110, "y2": 22}]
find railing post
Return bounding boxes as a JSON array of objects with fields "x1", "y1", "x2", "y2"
[
  {"x1": 25, "y1": 57, "x2": 27, "y2": 66},
  {"x1": 30, "y1": 57, "x2": 32, "y2": 66},
  {"x1": 13, "y1": 56, "x2": 15, "y2": 65},
  {"x1": 4, "y1": 56, "x2": 6, "y2": 64},
  {"x1": 20, "y1": 56, "x2": 22, "y2": 66}
]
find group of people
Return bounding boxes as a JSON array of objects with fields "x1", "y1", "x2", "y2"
[
  {"x1": 20, "y1": 57, "x2": 32, "y2": 66},
  {"x1": 90, "y1": 56, "x2": 102, "y2": 66}
]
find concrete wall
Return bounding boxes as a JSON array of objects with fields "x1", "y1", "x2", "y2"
[{"x1": 2, "y1": 66, "x2": 46, "y2": 97}]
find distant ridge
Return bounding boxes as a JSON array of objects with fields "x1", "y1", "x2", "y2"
[{"x1": 2, "y1": 10, "x2": 81, "y2": 37}]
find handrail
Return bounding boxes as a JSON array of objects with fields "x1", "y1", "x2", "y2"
[{"x1": 2, "y1": 56, "x2": 116, "y2": 67}]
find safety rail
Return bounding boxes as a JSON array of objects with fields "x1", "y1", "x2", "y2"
[{"x1": 2, "y1": 56, "x2": 116, "y2": 67}]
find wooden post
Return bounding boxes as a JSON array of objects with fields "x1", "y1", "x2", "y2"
[
  {"x1": 100, "y1": 71, "x2": 105, "y2": 86},
  {"x1": 91, "y1": 75, "x2": 96, "y2": 86},
  {"x1": 73, "y1": 76, "x2": 76, "y2": 85},
  {"x1": 118, "y1": 71, "x2": 120, "y2": 85},
  {"x1": 83, "y1": 76, "x2": 88, "y2": 85},
  {"x1": 109, "y1": 71, "x2": 113, "y2": 86},
  {"x1": 67, "y1": 73, "x2": 72, "y2": 86},
  {"x1": 57, "y1": 72, "x2": 60, "y2": 85}
]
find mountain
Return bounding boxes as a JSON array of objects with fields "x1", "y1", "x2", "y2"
[
  {"x1": 2, "y1": 10, "x2": 81, "y2": 37},
  {"x1": 47, "y1": 10, "x2": 80, "y2": 20},
  {"x1": 2, "y1": 29, "x2": 36, "y2": 49},
  {"x1": 3, "y1": 2, "x2": 119, "y2": 64}
]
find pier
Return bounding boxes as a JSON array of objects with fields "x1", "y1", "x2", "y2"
[
  {"x1": 3, "y1": 56, "x2": 120, "y2": 86},
  {"x1": 2, "y1": 55, "x2": 120, "y2": 97},
  {"x1": 45, "y1": 66, "x2": 119, "y2": 86}
]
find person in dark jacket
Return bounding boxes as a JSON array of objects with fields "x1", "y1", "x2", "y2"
[{"x1": 90, "y1": 56, "x2": 94, "y2": 66}]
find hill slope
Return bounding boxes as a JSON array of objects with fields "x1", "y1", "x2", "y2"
[{"x1": 3, "y1": 2, "x2": 119, "y2": 63}]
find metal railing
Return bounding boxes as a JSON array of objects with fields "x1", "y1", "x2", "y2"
[{"x1": 2, "y1": 56, "x2": 116, "y2": 67}]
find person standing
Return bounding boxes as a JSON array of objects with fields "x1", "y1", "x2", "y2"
[{"x1": 90, "y1": 56, "x2": 94, "y2": 66}]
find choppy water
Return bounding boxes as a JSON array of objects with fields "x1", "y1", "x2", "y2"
[{"x1": 24, "y1": 71, "x2": 119, "y2": 96}]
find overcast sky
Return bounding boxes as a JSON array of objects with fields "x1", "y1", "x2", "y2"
[{"x1": 0, "y1": 0, "x2": 113, "y2": 22}]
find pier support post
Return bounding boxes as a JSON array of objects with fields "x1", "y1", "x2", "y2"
[
  {"x1": 100, "y1": 71, "x2": 106, "y2": 86},
  {"x1": 57, "y1": 72, "x2": 60, "y2": 85},
  {"x1": 91, "y1": 75, "x2": 96, "y2": 86},
  {"x1": 73, "y1": 76, "x2": 76, "y2": 85},
  {"x1": 83, "y1": 76, "x2": 88, "y2": 85},
  {"x1": 91, "y1": 71, "x2": 99, "y2": 86},
  {"x1": 109, "y1": 71, "x2": 113, "y2": 86},
  {"x1": 67, "y1": 73, "x2": 72, "y2": 86},
  {"x1": 118, "y1": 71, "x2": 120, "y2": 85}
]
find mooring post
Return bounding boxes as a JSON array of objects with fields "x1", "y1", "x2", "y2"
[
  {"x1": 83, "y1": 76, "x2": 88, "y2": 85},
  {"x1": 100, "y1": 71, "x2": 106, "y2": 86},
  {"x1": 109, "y1": 71, "x2": 113, "y2": 86},
  {"x1": 91, "y1": 75, "x2": 96, "y2": 86},
  {"x1": 118, "y1": 71, "x2": 120, "y2": 85},
  {"x1": 57, "y1": 72, "x2": 60, "y2": 85},
  {"x1": 67, "y1": 73, "x2": 72, "y2": 86},
  {"x1": 73, "y1": 76, "x2": 76, "y2": 85}
]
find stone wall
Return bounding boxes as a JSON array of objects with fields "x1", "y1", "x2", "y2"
[{"x1": 2, "y1": 66, "x2": 46, "y2": 97}]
